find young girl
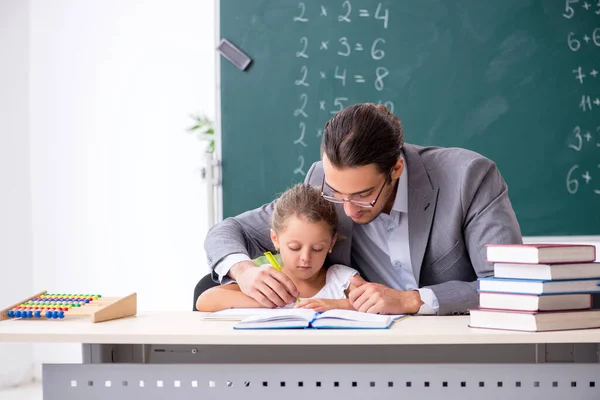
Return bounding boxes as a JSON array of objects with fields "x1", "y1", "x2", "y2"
[{"x1": 196, "y1": 183, "x2": 360, "y2": 312}]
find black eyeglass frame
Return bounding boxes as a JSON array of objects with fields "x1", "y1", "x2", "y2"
[{"x1": 320, "y1": 176, "x2": 387, "y2": 208}]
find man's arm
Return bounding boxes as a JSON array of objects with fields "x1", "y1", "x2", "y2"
[
  {"x1": 205, "y1": 202, "x2": 276, "y2": 281},
  {"x1": 205, "y1": 161, "x2": 319, "y2": 278},
  {"x1": 426, "y1": 156, "x2": 523, "y2": 315},
  {"x1": 203, "y1": 202, "x2": 299, "y2": 307},
  {"x1": 203, "y1": 162, "x2": 320, "y2": 307}
]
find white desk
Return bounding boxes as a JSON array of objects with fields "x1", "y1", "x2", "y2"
[
  {"x1": 0, "y1": 311, "x2": 599, "y2": 344},
  {"x1": 1, "y1": 312, "x2": 599, "y2": 399}
]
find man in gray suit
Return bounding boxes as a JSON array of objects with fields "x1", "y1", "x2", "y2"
[{"x1": 204, "y1": 103, "x2": 522, "y2": 315}]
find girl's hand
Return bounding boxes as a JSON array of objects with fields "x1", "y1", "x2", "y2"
[{"x1": 294, "y1": 298, "x2": 352, "y2": 312}]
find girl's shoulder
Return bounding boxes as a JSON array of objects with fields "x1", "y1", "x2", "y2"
[{"x1": 326, "y1": 264, "x2": 359, "y2": 287}]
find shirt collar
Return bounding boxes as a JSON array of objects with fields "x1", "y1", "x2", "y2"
[{"x1": 391, "y1": 153, "x2": 408, "y2": 213}]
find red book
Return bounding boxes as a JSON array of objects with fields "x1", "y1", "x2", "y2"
[{"x1": 486, "y1": 243, "x2": 596, "y2": 264}]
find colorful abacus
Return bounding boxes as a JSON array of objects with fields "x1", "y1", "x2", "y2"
[
  {"x1": 0, "y1": 290, "x2": 137, "y2": 323},
  {"x1": 7, "y1": 293, "x2": 104, "y2": 319}
]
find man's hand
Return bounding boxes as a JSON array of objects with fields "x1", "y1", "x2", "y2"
[
  {"x1": 348, "y1": 276, "x2": 424, "y2": 314},
  {"x1": 295, "y1": 298, "x2": 353, "y2": 313},
  {"x1": 229, "y1": 261, "x2": 299, "y2": 308}
]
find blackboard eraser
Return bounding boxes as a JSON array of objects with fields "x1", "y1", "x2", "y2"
[{"x1": 217, "y1": 38, "x2": 252, "y2": 71}]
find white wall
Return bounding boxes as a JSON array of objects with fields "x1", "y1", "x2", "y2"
[
  {"x1": 0, "y1": 0, "x2": 35, "y2": 388},
  {"x1": 27, "y1": 0, "x2": 215, "y2": 378}
]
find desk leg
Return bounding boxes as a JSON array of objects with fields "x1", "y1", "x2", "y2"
[
  {"x1": 535, "y1": 343, "x2": 600, "y2": 363},
  {"x1": 82, "y1": 344, "x2": 149, "y2": 364}
]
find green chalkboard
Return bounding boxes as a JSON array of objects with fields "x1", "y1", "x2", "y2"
[{"x1": 219, "y1": 0, "x2": 600, "y2": 236}]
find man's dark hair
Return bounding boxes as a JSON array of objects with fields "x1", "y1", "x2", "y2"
[{"x1": 321, "y1": 103, "x2": 404, "y2": 178}]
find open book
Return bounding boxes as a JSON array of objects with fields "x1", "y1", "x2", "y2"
[{"x1": 233, "y1": 309, "x2": 407, "y2": 330}]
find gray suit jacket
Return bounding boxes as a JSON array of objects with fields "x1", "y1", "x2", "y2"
[{"x1": 204, "y1": 143, "x2": 523, "y2": 315}]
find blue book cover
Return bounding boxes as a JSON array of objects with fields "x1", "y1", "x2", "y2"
[{"x1": 478, "y1": 276, "x2": 600, "y2": 295}]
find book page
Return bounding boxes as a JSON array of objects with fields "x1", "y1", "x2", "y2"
[
  {"x1": 240, "y1": 308, "x2": 316, "y2": 323},
  {"x1": 318, "y1": 309, "x2": 405, "y2": 322},
  {"x1": 201, "y1": 308, "x2": 267, "y2": 320}
]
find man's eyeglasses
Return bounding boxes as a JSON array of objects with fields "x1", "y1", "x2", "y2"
[{"x1": 320, "y1": 177, "x2": 387, "y2": 208}]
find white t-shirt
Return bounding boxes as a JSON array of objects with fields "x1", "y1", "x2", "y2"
[
  {"x1": 281, "y1": 264, "x2": 358, "y2": 309},
  {"x1": 302, "y1": 264, "x2": 359, "y2": 300}
]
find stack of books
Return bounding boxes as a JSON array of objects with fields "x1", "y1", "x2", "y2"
[{"x1": 469, "y1": 243, "x2": 600, "y2": 332}]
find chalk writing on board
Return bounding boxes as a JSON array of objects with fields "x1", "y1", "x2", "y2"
[
  {"x1": 579, "y1": 95, "x2": 600, "y2": 111},
  {"x1": 296, "y1": 37, "x2": 309, "y2": 58},
  {"x1": 573, "y1": 66, "x2": 585, "y2": 83},
  {"x1": 567, "y1": 28, "x2": 600, "y2": 51},
  {"x1": 294, "y1": 94, "x2": 308, "y2": 118},
  {"x1": 294, "y1": 156, "x2": 306, "y2": 176},
  {"x1": 294, "y1": 122, "x2": 308, "y2": 147},
  {"x1": 565, "y1": 4, "x2": 600, "y2": 196},
  {"x1": 565, "y1": 165, "x2": 597, "y2": 195},
  {"x1": 375, "y1": 67, "x2": 390, "y2": 91},
  {"x1": 294, "y1": 2, "x2": 308, "y2": 23},
  {"x1": 295, "y1": 66, "x2": 310, "y2": 86},
  {"x1": 290, "y1": 1, "x2": 392, "y2": 176},
  {"x1": 378, "y1": 100, "x2": 395, "y2": 114},
  {"x1": 563, "y1": 0, "x2": 600, "y2": 19},
  {"x1": 596, "y1": 164, "x2": 600, "y2": 194},
  {"x1": 562, "y1": 0, "x2": 578, "y2": 19},
  {"x1": 339, "y1": 1, "x2": 351, "y2": 23},
  {"x1": 566, "y1": 125, "x2": 600, "y2": 195}
]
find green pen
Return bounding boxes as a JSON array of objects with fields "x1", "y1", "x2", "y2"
[{"x1": 264, "y1": 251, "x2": 301, "y2": 302}]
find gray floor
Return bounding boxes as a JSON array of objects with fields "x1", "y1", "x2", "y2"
[{"x1": 0, "y1": 382, "x2": 42, "y2": 400}]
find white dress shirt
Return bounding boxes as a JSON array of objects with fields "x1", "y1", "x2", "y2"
[{"x1": 351, "y1": 157, "x2": 439, "y2": 314}]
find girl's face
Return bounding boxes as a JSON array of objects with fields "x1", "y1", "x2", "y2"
[{"x1": 270, "y1": 215, "x2": 336, "y2": 280}]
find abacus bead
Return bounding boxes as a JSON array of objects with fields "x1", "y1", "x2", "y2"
[
  {"x1": 45, "y1": 311, "x2": 52, "y2": 318},
  {"x1": 84, "y1": 299, "x2": 90, "y2": 303},
  {"x1": 8, "y1": 310, "x2": 14, "y2": 318},
  {"x1": 27, "y1": 311, "x2": 33, "y2": 318},
  {"x1": 15, "y1": 311, "x2": 22, "y2": 318},
  {"x1": 34, "y1": 310, "x2": 41, "y2": 318}
]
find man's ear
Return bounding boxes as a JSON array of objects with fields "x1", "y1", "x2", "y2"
[
  {"x1": 391, "y1": 157, "x2": 404, "y2": 181},
  {"x1": 270, "y1": 229, "x2": 279, "y2": 250}
]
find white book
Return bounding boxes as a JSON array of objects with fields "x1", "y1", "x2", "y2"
[
  {"x1": 469, "y1": 309, "x2": 600, "y2": 332},
  {"x1": 478, "y1": 292, "x2": 592, "y2": 312},
  {"x1": 486, "y1": 243, "x2": 596, "y2": 264},
  {"x1": 493, "y1": 262, "x2": 600, "y2": 281},
  {"x1": 478, "y1": 277, "x2": 600, "y2": 295},
  {"x1": 233, "y1": 309, "x2": 407, "y2": 330}
]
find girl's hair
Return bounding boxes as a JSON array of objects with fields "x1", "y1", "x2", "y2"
[
  {"x1": 271, "y1": 183, "x2": 338, "y2": 236},
  {"x1": 321, "y1": 103, "x2": 403, "y2": 181}
]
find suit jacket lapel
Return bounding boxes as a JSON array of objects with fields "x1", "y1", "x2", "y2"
[{"x1": 404, "y1": 144, "x2": 439, "y2": 284}]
